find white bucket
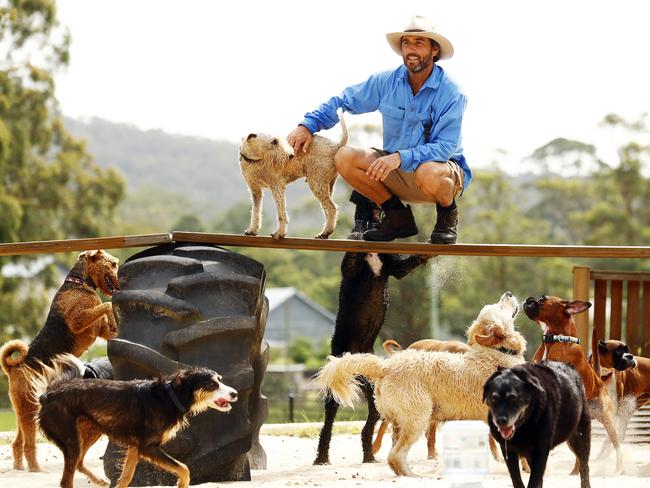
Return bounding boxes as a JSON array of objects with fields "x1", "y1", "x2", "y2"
[{"x1": 441, "y1": 420, "x2": 490, "y2": 488}]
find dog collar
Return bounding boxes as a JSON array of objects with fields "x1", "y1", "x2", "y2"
[
  {"x1": 65, "y1": 275, "x2": 97, "y2": 290},
  {"x1": 239, "y1": 152, "x2": 261, "y2": 164},
  {"x1": 496, "y1": 346, "x2": 520, "y2": 356},
  {"x1": 165, "y1": 382, "x2": 187, "y2": 414},
  {"x1": 542, "y1": 334, "x2": 580, "y2": 344}
]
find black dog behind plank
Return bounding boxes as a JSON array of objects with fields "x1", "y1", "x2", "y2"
[
  {"x1": 483, "y1": 362, "x2": 591, "y2": 488},
  {"x1": 314, "y1": 238, "x2": 429, "y2": 465}
]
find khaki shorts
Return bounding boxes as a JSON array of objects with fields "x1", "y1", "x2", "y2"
[{"x1": 373, "y1": 149, "x2": 465, "y2": 204}]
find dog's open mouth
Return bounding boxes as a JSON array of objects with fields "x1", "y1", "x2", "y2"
[
  {"x1": 498, "y1": 425, "x2": 515, "y2": 440},
  {"x1": 214, "y1": 398, "x2": 232, "y2": 411},
  {"x1": 512, "y1": 305, "x2": 519, "y2": 319},
  {"x1": 105, "y1": 276, "x2": 119, "y2": 295}
]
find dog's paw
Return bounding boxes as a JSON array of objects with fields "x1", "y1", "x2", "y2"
[
  {"x1": 271, "y1": 232, "x2": 286, "y2": 240},
  {"x1": 314, "y1": 233, "x2": 331, "y2": 239},
  {"x1": 243, "y1": 230, "x2": 258, "y2": 236}
]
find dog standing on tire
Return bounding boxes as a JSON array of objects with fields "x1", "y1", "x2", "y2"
[
  {"x1": 0, "y1": 249, "x2": 119, "y2": 472},
  {"x1": 238, "y1": 114, "x2": 348, "y2": 239}
]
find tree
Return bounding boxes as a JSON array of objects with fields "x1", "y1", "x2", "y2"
[{"x1": 0, "y1": 1, "x2": 125, "y2": 342}]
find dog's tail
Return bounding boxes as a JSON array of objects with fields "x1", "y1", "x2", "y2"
[
  {"x1": 382, "y1": 339, "x2": 403, "y2": 356},
  {"x1": 337, "y1": 110, "x2": 349, "y2": 147},
  {"x1": 591, "y1": 327, "x2": 601, "y2": 377},
  {"x1": 0, "y1": 339, "x2": 29, "y2": 376},
  {"x1": 28, "y1": 354, "x2": 86, "y2": 405},
  {"x1": 314, "y1": 353, "x2": 384, "y2": 408}
]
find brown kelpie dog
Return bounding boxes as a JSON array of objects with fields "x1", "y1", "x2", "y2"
[
  {"x1": 0, "y1": 249, "x2": 119, "y2": 472},
  {"x1": 524, "y1": 295, "x2": 623, "y2": 474}
]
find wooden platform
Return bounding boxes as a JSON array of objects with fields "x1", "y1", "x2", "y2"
[{"x1": 1, "y1": 231, "x2": 650, "y2": 258}]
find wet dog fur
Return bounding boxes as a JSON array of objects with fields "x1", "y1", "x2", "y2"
[
  {"x1": 483, "y1": 362, "x2": 591, "y2": 488},
  {"x1": 313, "y1": 230, "x2": 429, "y2": 465},
  {"x1": 316, "y1": 292, "x2": 526, "y2": 476},
  {"x1": 0, "y1": 249, "x2": 119, "y2": 472},
  {"x1": 31, "y1": 354, "x2": 238, "y2": 488}
]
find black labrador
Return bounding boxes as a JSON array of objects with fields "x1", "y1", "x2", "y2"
[{"x1": 483, "y1": 362, "x2": 591, "y2": 488}]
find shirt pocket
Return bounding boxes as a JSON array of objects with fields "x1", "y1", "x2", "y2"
[{"x1": 378, "y1": 103, "x2": 405, "y2": 149}]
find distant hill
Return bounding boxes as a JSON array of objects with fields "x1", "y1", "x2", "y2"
[
  {"x1": 64, "y1": 117, "x2": 348, "y2": 217},
  {"x1": 64, "y1": 117, "x2": 245, "y2": 209}
]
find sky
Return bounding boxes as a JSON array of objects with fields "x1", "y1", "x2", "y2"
[{"x1": 54, "y1": 0, "x2": 650, "y2": 174}]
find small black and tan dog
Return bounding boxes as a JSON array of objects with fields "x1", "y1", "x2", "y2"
[
  {"x1": 31, "y1": 355, "x2": 237, "y2": 488},
  {"x1": 313, "y1": 215, "x2": 429, "y2": 465},
  {"x1": 483, "y1": 362, "x2": 591, "y2": 488}
]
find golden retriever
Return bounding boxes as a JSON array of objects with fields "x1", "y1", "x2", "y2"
[{"x1": 315, "y1": 291, "x2": 526, "y2": 477}]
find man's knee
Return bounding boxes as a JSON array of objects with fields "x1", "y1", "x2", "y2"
[
  {"x1": 414, "y1": 162, "x2": 447, "y2": 187},
  {"x1": 334, "y1": 146, "x2": 354, "y2": 173}
]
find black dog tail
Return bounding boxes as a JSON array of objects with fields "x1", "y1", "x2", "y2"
[
  {"x1": 28, "y1": 354, "x2": 86, "y2": 405},
  {"x1": 591, "y1": 327, "x2": 601, "y2": 377}
]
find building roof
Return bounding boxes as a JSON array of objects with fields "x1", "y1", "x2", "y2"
[{"x1": 265, "y1": 287, "x2": 336, "y2": 321}]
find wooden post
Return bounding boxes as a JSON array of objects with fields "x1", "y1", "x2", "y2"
[{"x1": 573, "y1": 266, "x2": 591, "y2": 354}]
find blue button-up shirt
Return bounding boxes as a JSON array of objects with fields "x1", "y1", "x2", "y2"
[{"x1": 300, "y1": 64, "x2": 471, "y2": 189}]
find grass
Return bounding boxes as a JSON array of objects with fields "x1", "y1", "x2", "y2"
[{"x1": 0, "y1": 409, "x2": 16, "y2": 431}]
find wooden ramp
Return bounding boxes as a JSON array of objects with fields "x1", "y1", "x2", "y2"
[{"x1": 2, "y1": 231, "x2": 650, "y2": 258}]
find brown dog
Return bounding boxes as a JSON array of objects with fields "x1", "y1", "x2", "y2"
[
  {"x1": 372, "y1": 338, "x2": 471, "y2": 459},
  {"x1": 593, "y1": 339, "x2": 646, "y2": 457},
  {"x1": 524, "y1": 295, "x2": 623, "y2": 474},
  {"x1": 0, "y1": 249, "x2": 119, "y2": 472}
]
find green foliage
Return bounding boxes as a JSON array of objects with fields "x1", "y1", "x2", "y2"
[{"x1": 0, "y1": 1, "x2": 125, "y2": 346}]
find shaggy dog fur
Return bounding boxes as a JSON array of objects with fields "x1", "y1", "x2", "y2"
[
  {"x1": 31, "y1": 354, "x2": 238, "y2": 488},
  {"x1": 314, "y1": 231, "x2": 429, "y2": 465},
  {"x1": 372, "y1": 338, "x2": 471, "y2": 459},
  {"x1": 238, "y1": 115, "x2": 347, "y2": 239},
  {"x1": 0, "y1": 249, "x2": 119, "y2": 472},
  {"x1": 316, "y1": 292, "x2": 526, "y2": 476},
  {"x1": 483, "y1": 362, "x2": 591, "y2": 488}
]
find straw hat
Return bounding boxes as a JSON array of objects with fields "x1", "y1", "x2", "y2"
[{"x1": 386, "y1": 15, "x2": 454, "y2": 60}]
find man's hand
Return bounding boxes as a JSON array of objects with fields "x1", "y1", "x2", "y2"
[
  {"x1": 287, "y1": 125, "x2": 313, "y2": 156},
  {"x1": 367, "y1": 152, "x2": 401, "y2": 181}
]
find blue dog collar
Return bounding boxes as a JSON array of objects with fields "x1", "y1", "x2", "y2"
[{"x1": 542, "y1": 334, "x2": 580, "y2": 344}]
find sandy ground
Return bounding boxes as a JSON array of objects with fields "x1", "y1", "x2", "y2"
[{"x1": 1, "y1": 424, "x2": 650, "y2": 487}]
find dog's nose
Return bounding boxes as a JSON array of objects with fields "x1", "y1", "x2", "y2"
[
  {"x1": 496, "y1": 416, "x2": 508, "y2": 426},
  {"x1": 230, "y1": 391, "x2": 238, "y2": 401},
  {"x1": 505, "y1": 291, "x2": 513, "y2": 298},
  {"x1": 525, "y1": 297, "x2": 535, "y2": 305},
  {"x1": 246, "y1": 133, "x2": 257, "y2": 141}
]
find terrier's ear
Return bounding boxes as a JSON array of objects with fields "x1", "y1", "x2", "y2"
[
  {"x1": 482, "y1": 369, "x2": 504, "y2": 403},
  {"x1": 564, "y1": 300, "x2": 591, "y2": 315}
]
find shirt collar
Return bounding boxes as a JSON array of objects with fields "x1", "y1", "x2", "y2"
[{"x1": 398, "y1": 64, "x2": 442, "y2": 91}]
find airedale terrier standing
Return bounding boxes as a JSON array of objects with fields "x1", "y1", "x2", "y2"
[{"x1": 0, "y1": 249, "x2": 120, "y2": 472}]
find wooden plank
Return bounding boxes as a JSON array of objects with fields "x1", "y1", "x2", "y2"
[
  {"x1": 594, "y1": 280, "x2": 608, "y2": 341},
  {"x1": 573, "y1": 266, "x2": 591, "y2": 354},
  {"x1": 171, "y1": 232, "x2": 650, "y2": 258},
  {"x1": 643, "y1": 282, "x2": 650, "y2": 357},
  {"x1": 610, "y1": 280, "x2": 623, "y2": 340},
  {"x1": 591, "y1": 271, "x2": 650, "y2": 282},
  {"x1": 627, "y1": 281, "x2": 641, "y2": 355},
  {"x1": 0, "y1": 234, "x2": 173, "y2": 256}
]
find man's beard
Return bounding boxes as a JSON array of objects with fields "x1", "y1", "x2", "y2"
[{"x1": 404, "y1": 54, "x2": 433, "y2": 73}]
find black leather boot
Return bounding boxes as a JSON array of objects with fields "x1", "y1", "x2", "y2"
[
  {"x1": 350, "y1": 190, "x2": 380, "y2": 234},
  {"x1": 429, "y1": 205, "x2": 458, "y2": 244},
  {"x1": 363, "y1": 205, "x2": 418, "y2": 242}
]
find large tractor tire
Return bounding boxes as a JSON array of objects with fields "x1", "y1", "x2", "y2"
[{"x1": 103, "y1": 243, "x2": 269, "y2": 485}]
